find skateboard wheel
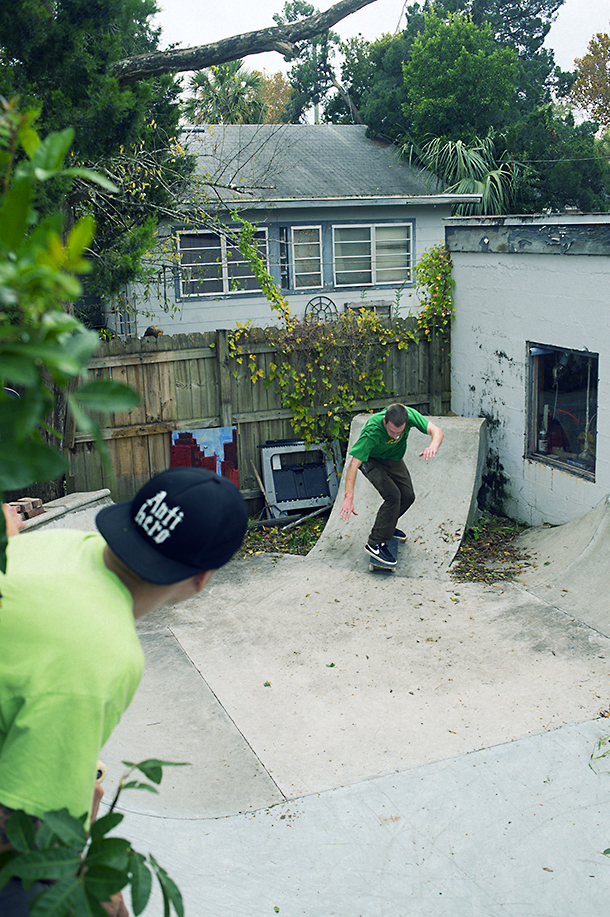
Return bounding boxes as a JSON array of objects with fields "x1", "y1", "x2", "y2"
[{"x1": 96, "y1": 761, "x2": 107, "y2": 784}]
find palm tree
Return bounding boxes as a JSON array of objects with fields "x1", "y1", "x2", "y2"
[
  {"x1": 401, "y1": 132, "x2": 525, "y2": 215},
  {"x1": 183, "y1": 60, "x2": 267, "y2": 125}
]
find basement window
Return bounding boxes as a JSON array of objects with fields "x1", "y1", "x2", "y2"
[{"x1": 528, "y1": 343, "x2": 598, "y2": 478}]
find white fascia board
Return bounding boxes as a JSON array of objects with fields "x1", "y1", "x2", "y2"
[{"x1": 210, "y1": 193, "x2": 483, "y2": 212}]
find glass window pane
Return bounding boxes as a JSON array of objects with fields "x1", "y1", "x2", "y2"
[
  {"x1": 293, "y1": 227, "x2": 321, "y2": 289},
  {"x1": 374, "y1": 225, "x2": 411, "y2": 283},
  {"x1": 529, "y1": 344, "x2": 597, "y2": 476},
  {"x1": 179, "y1": 234, "x2": 222, "y2": 295}
]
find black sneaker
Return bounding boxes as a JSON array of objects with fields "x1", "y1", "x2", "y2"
[
  {"x1": 393, "y1": 528, "x2": 407, "y2": 542},
  {"x1": 365, "y1": 542, "x2": 397, "y2": 566}
]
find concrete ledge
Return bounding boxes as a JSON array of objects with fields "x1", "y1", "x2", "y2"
[{"x1": 24, "y1": 490, "x2": 112, "y2": 530}]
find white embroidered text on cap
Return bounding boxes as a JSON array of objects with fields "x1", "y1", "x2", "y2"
[{"x1": 134, "y1": 490, "x2": 185, "y2": 544}]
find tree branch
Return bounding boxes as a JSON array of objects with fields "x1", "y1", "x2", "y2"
[{"x1": 111, "y1": 0, "x2": 378, "y2": 84}]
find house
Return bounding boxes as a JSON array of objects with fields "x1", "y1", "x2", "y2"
[
  {"x1": 447, "y1": 212, "x2": 610, "y2": 526},
  {"x1": 111, "y1": 124, "x2": 480, "y2": 336}
]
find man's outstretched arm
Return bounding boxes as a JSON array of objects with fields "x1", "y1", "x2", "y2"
[
  {"x1": 339, "y1": 456, "x2": 363, "y2": 520},
  {"x1": 419, "y1": 421, "x2": 444, "y2": 461}
]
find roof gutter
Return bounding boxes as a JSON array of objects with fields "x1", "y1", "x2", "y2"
[{"x1": 204, "y1": 193, "x2": 483, "y2": 212}]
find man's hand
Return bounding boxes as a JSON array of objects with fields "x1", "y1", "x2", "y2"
[
  {"x1": 339, "y1": 492, "x2": 357, "y2": 520},
  {"x1": 419, "y1": 422, "x2": 444, "y2": 461}
]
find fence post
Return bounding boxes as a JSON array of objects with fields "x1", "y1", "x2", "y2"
[
  {"x1": 429, "y1": 332, "x2": 443, "y2": 415},
  {"x1": 216, "y1": 329, "x2": 233, "y2": 427}
]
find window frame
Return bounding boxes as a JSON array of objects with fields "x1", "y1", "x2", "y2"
[
  {"x1": 290, "y1": 225, "x2": 323, "y2": 290},
  {"x1": 527, "y1": 341, "x2": 598, "y2": 480},
  {"x1": 332, "y1": 222, "x2": 413, "y2": 288},
  {"x1": 177, "y1": 228, "x2": 269, "y2": 298}
]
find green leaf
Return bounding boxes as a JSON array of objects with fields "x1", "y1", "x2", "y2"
[
  {"x1": 28, "y1": 875, "x2": 80, "y2": 917},
  {"x1": 0, "y1": 353, "x2": 40, "y2": 387},
  {"x1": 129, "y1": 852, "x2": 152, "y2": 916},
  {"x1": 31, "y1": 127, "x2": 74, "y2": 178},
  {"x1": 122, "y1": 759, "x2": 191, "y2": 786},
  {"x1": 120, "y1": 781, "x2": 159, "y2": 794},
  {"x1": 62, "y1": 168, "x2": 119, "y2": 193},
  {"x1": 72, "y1": 380, "x2": 140, "y2": 412},
  {"x1": 66, "y1": 217, "x2": 95, "y2": 262},
  {"x1": 0, "y1": 850, "x2": 17, "y2": 892},
  {"x1": 0, "y1": 439, "x2": 67, "y2": 490},
  {"x1": 85, "y1": 837, "x2": 131, "y2": 871},
  {"x1": 19, "y1": 126, "x2": 41, "y2": 159},
  {"x1": 10, "y1": 849, "x2": 81, "y2": 881},
  {"x1": 70, "y1": 882, "x2": 107, "y2": 917},
  {"x1": 6, "y1": 810, "x2": 36, "y2": 853},
  {"x1": 83, "y1": 865, "x2": 128, "y2": 900},
  {"x1": 89, "y1": 811, "x2": 124, "y2": 842},
  {"x1": 41, "y1": 810, "x2": 87, "y2": 850},
  {"x1": 150, "y1": 855, "x2": 184, "y2": 917},
  {"x1": 0, "y1": 178, "x2": 31, "y2": 248}
]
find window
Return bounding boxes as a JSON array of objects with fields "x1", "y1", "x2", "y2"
[
  {"x1": 177, "y1": 230, "x2": 268, "y2": 297},
  {"x1": 528, "y1": 343, "x2": 598, "y2": 477},
  {"x1": 292, "y1": 226, "x2": 322, "y2": 288},
  {"x1": 333, "y1": 224, "x2": 412, "y2": 287}
]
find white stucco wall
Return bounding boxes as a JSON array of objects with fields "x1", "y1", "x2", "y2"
[
  {"x1": 449, "y1": 216, "x2": 610, "y2": 525},
  {"x1": 113, "y1": 203, "x2": 451, "y2": 337}
]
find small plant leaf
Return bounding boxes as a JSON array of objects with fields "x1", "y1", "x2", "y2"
[
  {"x1": 28, "y1": 875, "x2": 81, "y2": 917},
  {"x1": 41, "y1": 810, "x2": 87, "y2": 850},
  {"x1": 89, "y1": 811, "x2": 124, "y2": 842},
  {"x1": 83, "y1": 864, "x2": 128, "y2": 900},
  {"x1": 10, "y1": 848, "x2": 82, "y2": 880},
  {"x1": 129, "y1": 852, "x2": 153, "y2": 916},
  {"x1": 150, "y1": 855, "x2": 184, "y2": 917},
  {"x1": 6, "y1": 810, "x2": 36, "y2": 852}
]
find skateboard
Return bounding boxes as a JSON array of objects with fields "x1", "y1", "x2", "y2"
[{"x1": 367, "y1": 535, "x2": 399, "y2": 573}]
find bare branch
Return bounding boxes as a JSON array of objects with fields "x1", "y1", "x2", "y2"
[{"x1": 111, "y1": 0, "x2": 378, "y2": 84}]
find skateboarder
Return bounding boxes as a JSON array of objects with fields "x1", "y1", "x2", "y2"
[
  {"x1": 0, "y1": 467, "x2": 248, "y2": 916},
  {"x1": 339, "y1": 403, "x2": 444, "y2": 567}
]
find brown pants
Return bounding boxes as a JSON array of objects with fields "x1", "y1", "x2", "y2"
[{"x1": 360, "y1": 458, "x2": 415, "y2": 545}]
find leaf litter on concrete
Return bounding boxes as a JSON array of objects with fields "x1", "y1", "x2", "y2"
[
  {"x1": 237, "y1": 510, "x2": 530, "y2": 586},
  {"x1": 450, "y1": 514, "x2": 531, "y2": 584}
]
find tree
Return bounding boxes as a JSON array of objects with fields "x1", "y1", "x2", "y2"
[
  {"x1": 183, "y1": 61, "x2": 266, "y2": 124},
  {"x1": 258, "y1": 71, "x2": 295, "y2": 123},
  {"x1": 0, "y1": 0, "x2": 193, "y2": 306},
  {"x1": 110, "y1": 0, "x2": 378, "y2": 84},
  {"x1": 323, "y1": 33, "x2": 412, "y2": 137},
  {"x1": 273, "y1": 0, "x2": 341, "y2": 123},
  {"x1": 402, "y1": 133, "x2": 524, "y2": 214},
  {"x1": 571, "y1": 32, "x2": 610, "y2": 130},
  {"x1": 509, "y1": 106, "x2": 610, "y2": 213},
  {"x1": 403, "y1": 10, "x2": 520, "y2": 143}
]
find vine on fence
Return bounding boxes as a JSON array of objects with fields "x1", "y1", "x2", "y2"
[
  {"x1": 411, "y1": 243, "x2": 454, "y2": 342},
  {"x1": 230, "y1": 215, "x2": 431, "y2": 447}
]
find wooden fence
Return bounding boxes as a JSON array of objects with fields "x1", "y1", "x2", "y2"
[{"x1": 70, "y1": 324, "x2": 451, "y2": 505}]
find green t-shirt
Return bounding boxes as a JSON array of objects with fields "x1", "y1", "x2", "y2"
[
  {"x1": 0, "y1": 530, "x2": 144, "y2": 821},
  {"x1": 349, "y1": 407, "x2": 429, "y2": 462}
]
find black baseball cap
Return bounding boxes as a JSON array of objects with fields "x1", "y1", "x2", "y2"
[{"x1": 96, "y1": 467, "x2": 248, "y2": 584}]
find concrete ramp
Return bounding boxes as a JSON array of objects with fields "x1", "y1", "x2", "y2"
[
  {"x1": 308, "y1": 414, "x2": 486, "y2": 578},
  {"x1": 517, "y1": 495, "x2": 610, "y2": 636}
]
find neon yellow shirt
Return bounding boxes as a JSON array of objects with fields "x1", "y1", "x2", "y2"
[
  {"x1": 0, "y1": 530, "x2": 144, "y2": 821},
  {"x1": 349, "y1": 407, "x2": 429, "y2": 462}
]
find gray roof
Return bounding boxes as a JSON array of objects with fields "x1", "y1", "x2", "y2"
[{"x1": 186, "y1": 124, "x2": 438, "y2": 206}]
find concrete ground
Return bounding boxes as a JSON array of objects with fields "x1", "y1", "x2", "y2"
[{"x1": 29, "y1": 416, "x2": 610, "y2": 916}]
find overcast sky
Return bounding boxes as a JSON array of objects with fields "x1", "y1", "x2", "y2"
[{"x1": 152, "y1": 0, "x2": 610, "y2": 74}]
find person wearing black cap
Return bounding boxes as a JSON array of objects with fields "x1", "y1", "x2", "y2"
[{"x1": 0, "y1": 467, "x2": 248, "y2": 916}]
